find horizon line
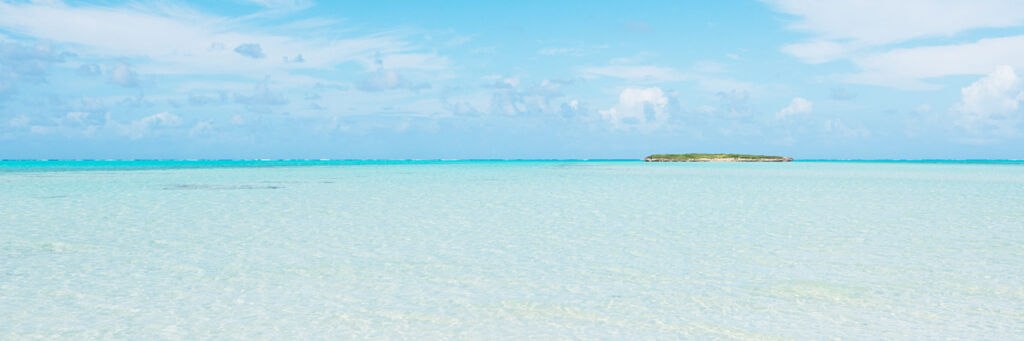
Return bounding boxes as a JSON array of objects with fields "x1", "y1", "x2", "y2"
[{"x1": 2, "y1": 158, "x2": 1023, "y2": 162}]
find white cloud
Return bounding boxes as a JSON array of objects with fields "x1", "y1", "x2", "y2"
[
  {"x1": 767, "y1": 0, "x2": 1024, "y2": 88},
  {"x1": 599, "y1": 87, "x2": 671, "y2": 129},
  {"x1": 0, "y1": 41, "x2": 68, "y2": 94},
  {"x1": 538, "y1": 47, "x2": 585, "y2": 56},
  {"x1": 9, "y1": 115, "x2": 29, "y2": 127},
  {"x1": 580, "y1": 64, "x2": 759, "y2": 95},
  {"x1": 580, "y1": 65, "x2": 686, "y2": 83},
  {"x1": 463, "y1": 77, "x2": 571, "y2": 117},
  {"x1": 695, "y1": 78, "x2": 758, "y2": 95},
  {"x1": 692, "y1": 60, "x2": 726, "y2": 73},
  {"x1": 608, "y1": 51, "x2": 659, "y2": 65},
  {"x1": 109, "y1": 62, "x2": 139, "y2": 87},
  {"x1": 234, "y1": 78, "x2": 287, "y2": 110},
  {"x1": 357, "y1": 70, "x2": 430, "y2": 92},
  {"x1": 440, "y1": 90, "x2": 490, "y2": 116},
  {"x1": 238, "y1": 0, "x2": 313, "y2": 11},
  {"x1": 189, "y1": 120, "x2": 213, "y2": 136},
  {"x1": 355, "y1": 53, "x2": 432, "y2": 92},
  {"x1": 145, "y1": 112, "x2": 181, "y2": 126},
  {"x1": 623, "y1": 21, "x2": 651, "y2": 32},
  {"x1": 777, "y1": 97, "x2": 813, "y2": 119},
  {"x1": 847, "y1": 35, "x2": 1024, "y2": 89},
  {"x1": 77, "y1": 63, "x2": 101, "y2": 77},
  {"x1": 120, "y1": 112, "x2": 181, "y2": 139},
  {"x1": 953, "y1": 65, "x2": 1024, "y2": 136},
  {"x1": 823, "y1": 118, "x2": 870, "y2": 138},
  {"x1": 695, "y1": 105, "x2": 716, "y2": 114},
  {"x1": 65, "y1": 111, "x2": 89, "y2": 123},
  {"x1": 364, "y1": 53, "x2": 448, "y2": 71},
  {"x1": 0, "y1": 1, "x2": 444, "y2": 76},
  {"x1": 766, "y1": 0, "x2": 1024, "y2": 50},
  {"x1": 829, "y1": 87, "x2": 856, "y2": 100},
  {"x1": 780, "y1": 40, "x2": 853, "y2": 64},
  {"x1": 500, "y1": 77, "x2": 519, "y2": 88},
  {"x1": 29, "y1": 125, "x2": 55, "y2": 135}
]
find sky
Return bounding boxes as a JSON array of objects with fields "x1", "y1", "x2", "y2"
[{"x1": 2, "y1": 0, "x2": 1024, "y2": 159}]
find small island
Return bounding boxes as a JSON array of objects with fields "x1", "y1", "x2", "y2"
[{"x1": 644, "y1": 153, "x2": 793, "y2": 162}]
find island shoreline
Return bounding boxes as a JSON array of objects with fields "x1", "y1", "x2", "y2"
[
  {"x1": 644, "y1": 154, "x2": 793, "y2": 162},
  {"x1": 644, "y1": 157, "x2": 793, "y2": 162}
]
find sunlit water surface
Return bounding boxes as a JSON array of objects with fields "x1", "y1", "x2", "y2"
[{"x1": 2, "y1": 161, "x2": 1022, "y2": 339}]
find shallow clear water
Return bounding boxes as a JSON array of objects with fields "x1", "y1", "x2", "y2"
[{"x1": 2, "y1": 161, "x2": 1022, "y2": 339}]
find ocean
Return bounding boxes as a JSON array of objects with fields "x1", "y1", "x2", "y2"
[{"x1": 2, "y1": 160, "x2": 1022, "y2": 339}]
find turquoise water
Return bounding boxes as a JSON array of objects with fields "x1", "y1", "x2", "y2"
[{"x1": 2, "y1": 161, "x2": 1022, "y2": 339}]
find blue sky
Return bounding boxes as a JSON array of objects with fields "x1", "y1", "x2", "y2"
[{"x1": 2, "y1": 0, "x2": 1024, "y2": 159}]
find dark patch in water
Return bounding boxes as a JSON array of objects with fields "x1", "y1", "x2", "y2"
[{"x1": 164, "y1": 184, "x2": 283, "y2": 190}]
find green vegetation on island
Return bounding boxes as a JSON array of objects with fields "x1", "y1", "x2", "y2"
[{"x1": 644, "y1": 153, "x2": 793, "y2": 162}]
